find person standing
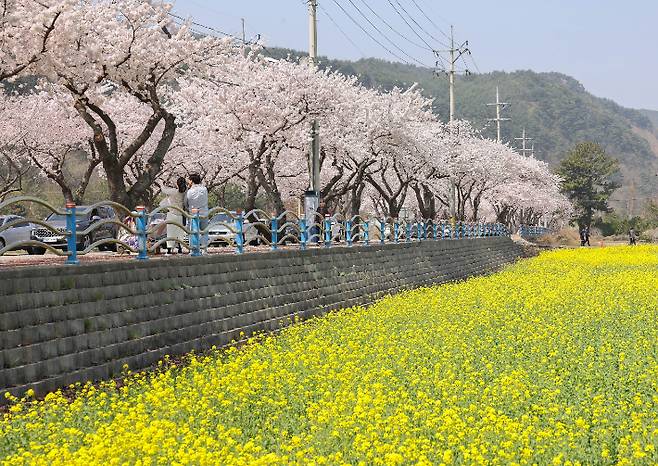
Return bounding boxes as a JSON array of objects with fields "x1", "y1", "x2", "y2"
[
  {"x1": 184, "y1": 173, "x2": 209, "y2": 253},
  {"x1": 161, "y1": 177, "x2": 187, "y2": 255},
  {"x1": 629, "y1": 228, "x2": 637, "y2": 245},
  {"x1": 579, "y1": 226, "x2": 586, "y2": 247},
  {"x1": 584, "y1": 226, "x2": 591, "y2": 246}
]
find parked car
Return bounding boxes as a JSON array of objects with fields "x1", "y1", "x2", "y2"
[
  {"x1": 0, "y1": 215, "x2": 34, "y2": 252},
  {"x1": 183, "y1": 212, "x2": 260, "y2": 247},
  {"x1": 30, "y1": 206, "x2": 119, "y2": 254},
  {"x1": 147, "y1": 212, "x2": 168, "y2": 243}
]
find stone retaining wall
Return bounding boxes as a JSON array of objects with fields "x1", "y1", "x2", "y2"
[{"x1": 0, "y1": 237, "x2": 522, "y2": 400}]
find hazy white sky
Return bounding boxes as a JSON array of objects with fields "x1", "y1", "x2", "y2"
[{"x1": 172, "y1": 1, "x2": 658, "y2": 110}]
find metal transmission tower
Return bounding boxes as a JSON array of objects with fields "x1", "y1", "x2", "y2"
[
  {"x1": 435, "y1": 26, "x2": 470, "y2": 221},
  {"x1": 305, "y1": 0, "x2": 321, "y2": 232},
  {"x1": 486, "y1": 87, "x2": 510, "y2": 143},
  {"x1": 514, "y1": 128, "x2": 534, "y2": 157}
]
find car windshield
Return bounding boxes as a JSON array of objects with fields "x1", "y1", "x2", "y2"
[
  {"x1": 46, "y1": 213, "x2": 68, "y2": 222},
  {"x1": 210, "y1": 214, "x2": 233, "y2": 224}
]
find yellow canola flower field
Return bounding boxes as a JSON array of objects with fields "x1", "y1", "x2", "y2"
[{"x1": 2, "y1": 246, "x2": 658, "y2": 465}]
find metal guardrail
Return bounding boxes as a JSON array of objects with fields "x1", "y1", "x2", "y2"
[
  {"x1": 518, "y1": 225, "x2": 550, "y2": 238},
  {"x1": 0, "y1": 196, "x2": 511, "y2": 265}
]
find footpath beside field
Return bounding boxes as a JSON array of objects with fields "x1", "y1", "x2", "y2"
[{"x1": 2, "y1": 246, "x2": 658, "y2": 465}]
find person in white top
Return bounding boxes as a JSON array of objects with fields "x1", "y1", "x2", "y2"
[
  {"x1": 161, "y1": 177, "x2": 187, "y2": 254},
  {"x1": 184, "y1": 174, "x2": 209, "y2": 253}
]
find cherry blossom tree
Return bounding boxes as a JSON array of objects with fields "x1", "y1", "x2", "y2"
[
  {"x1": 0, "y1": 89, "x2": 96, "y2": 203},
  {"x1": 11, "y1": 0, "x2": 237, "y2": 208},
  {"x1": 0, "y1": 0, "x2": 72, "y2": 82}
]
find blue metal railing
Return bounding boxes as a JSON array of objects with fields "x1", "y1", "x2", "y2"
[
  {"x1": 518, "y1": 225, "x2": 550, "y2": 238},
  {"x1": 0, "y1": 196, "x2": 512, "y2": 264}
]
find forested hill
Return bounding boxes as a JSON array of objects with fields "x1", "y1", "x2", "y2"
[{"x1": 267, "y1": 47, "x2": 658, "y2": 203}]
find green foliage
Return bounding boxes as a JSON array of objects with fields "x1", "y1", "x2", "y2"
[{"x1": 558, "y1": 142, "x2": 620, "y2": 227}]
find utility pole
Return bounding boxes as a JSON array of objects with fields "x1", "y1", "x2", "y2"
[
  {"x1": 486, "y1": 87, "x2": 510, "y2": 143},
  {"x1": 305, "y1": 0, "x2": 321, "y2": 236},
  {"x1": 628, "y1": 180, "x2": 636, "y2": 220},
  {"x1": 514, "y1": 128, "x2": 533, "y2": 157},
  {"x1": 436, "y1": 26, "x2": 470, "y2": 222},
  {"x1": 241, "y1": 18, "x2": 246, "y2": 55}
]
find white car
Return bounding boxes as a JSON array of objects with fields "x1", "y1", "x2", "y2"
[
  {"x1": 183, "y1": 212, "x2": 260, "y2": 247},
  {"x1": 208, "y1": 213, "x2": 260, "y2": 246},
  {"x1": 0, "y1": 215, "x2": 34, "y2": 253}
]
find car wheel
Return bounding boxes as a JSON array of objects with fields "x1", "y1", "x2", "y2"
[
  {"x1": 77, "y1": 235, "x2": 91, "y2": 252},
  {"x1": 106, "y1": 238, "x2": 117, "y2": 252},
  {"x1": 27, "y1": 247, "x2": 46, "y2": 255},
  {"x1": 0, "y1": 238, "x2": 5, "y2": 251}
]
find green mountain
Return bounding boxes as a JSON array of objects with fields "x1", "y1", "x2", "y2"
[{"x1": 267, "y1": 47, "x2": 658, "y2": 210}]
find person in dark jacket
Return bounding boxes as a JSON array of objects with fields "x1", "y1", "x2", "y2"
[{"x1": 629, "y1": 228, "x2": 637, "y2": 245}]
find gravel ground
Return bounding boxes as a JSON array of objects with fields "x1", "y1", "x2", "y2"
[{"x1": 0, "y1": 243, "x2": 323, "y2": 268}]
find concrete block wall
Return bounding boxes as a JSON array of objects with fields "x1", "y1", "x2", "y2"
[{"x1": 0, "y1": 237, "x2": 521, "y2": 400}]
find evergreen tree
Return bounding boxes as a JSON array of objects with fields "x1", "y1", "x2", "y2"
[{"x1": 558, "y1": 142, "x2": 620, "y2": 227}]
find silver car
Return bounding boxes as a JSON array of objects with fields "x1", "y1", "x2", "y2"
[
  {"x1": 0, "y1": 215, "x2": 34, "y2": 252},
  {"x1": 207, "y1": 213, "x2": 260, "y2": 246}
]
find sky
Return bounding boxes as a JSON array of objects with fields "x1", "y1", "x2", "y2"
[{"x1": 171, "y1": 1, "x2": 658, "y2": 111}]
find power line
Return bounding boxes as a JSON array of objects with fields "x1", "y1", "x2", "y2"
[
  {"x1": 404, "y1": 0, "x2": 484, "y2": 74},
  {"x1": 391, "y1": 0, "x2": 449, "y2": 48},
  {"x1": 384, "y1": 0, "x2": 438, "y2": 51},
  {"x1": 318, "y1": 3, "x2": 367, "y2": 57},
  {"x1": 467, "y1": 54, "x2": 482, "y2": 74},
  {"x1": 329, "y1": 0, "x2": 418, "y2": 66},
  {"x1": 406, "y1": 0, "x2": 451, "y2": 42},
  {"x1": 168, "y1": 12, "x2": 240, "y2": 41},
  {"x1": 318, "y1": 3, "x2": 366, "y2": 58},
  {"x1": 339, "y1": 0, "x2": 432, "y2": 67},
  {"x1": 355, "y1": 0, "x2": 432, "y2": 51}
]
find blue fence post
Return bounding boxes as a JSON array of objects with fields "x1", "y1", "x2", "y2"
[
  {"x1": 346, "y1": 219, "x2": 352, "y2": 247},
  {"x1": 189, "y1": 208, "x2": 201, "y2": 257},
  {"x1": 235, "y1": 211, "x2": 244, "y2": 254},
  {"x1": 300, "y1": 217, "x2": 307, "y2": 251},
  {"x1": 364, "y1": 220, "x2": 370, "y2": 246},
  {"x1": 324, "y1": 215, "x2": 331, "y2": 248},
  {"x1": 380, "y1": 219, "x2": 386, "y2": 245},
  {"x1": 270, "y1": 215, "x2": 278, "y2": 251},
  {"x1": 65, "y1": 202, "x2": 79, "y2": 265},
  {"x1": 135, "y1": 206, "x2": 149, "y2": 260},
  {"x1": 406, "y1": 221, "x2": 412, "y2": 243}
]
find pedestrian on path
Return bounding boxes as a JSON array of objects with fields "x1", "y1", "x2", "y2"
[
  {"x1": 629, "y1": 228, "x2": 637, "y2": 245},
  {"x1": 184, "y1": 173, "x2": 209, "y2": 253},
  {"x1": 161, "y1": 176, "x2": 187, "y2": 255}
]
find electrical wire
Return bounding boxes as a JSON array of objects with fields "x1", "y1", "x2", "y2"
[
  {"x1": 405, "y1": 0, "x2": 484, "y2": 74},
  {"x1": 340, "y1": 0, "x2": 432, "y2": 67},
  {"x1": 390, "y1": 0, "x2": 449, "y2": 48},
  {"x1": 384, "y1": 0, "x2": 439, "y2": 51},
  {"x1": 168, "y1": 12, "x2": 240, "y2": 41},
  {"x1": 318, "y1": 3, "x2": 367, "y2": 57},
  {"x1": 329, "y1": 0, "x2": 419, "y2": 66},
  {"x1": 355, "y1": 0, "x2": 432, "y2": 51},
  {"x1": 407, "y1": 0, "x2": 451, "y2": 42}
]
